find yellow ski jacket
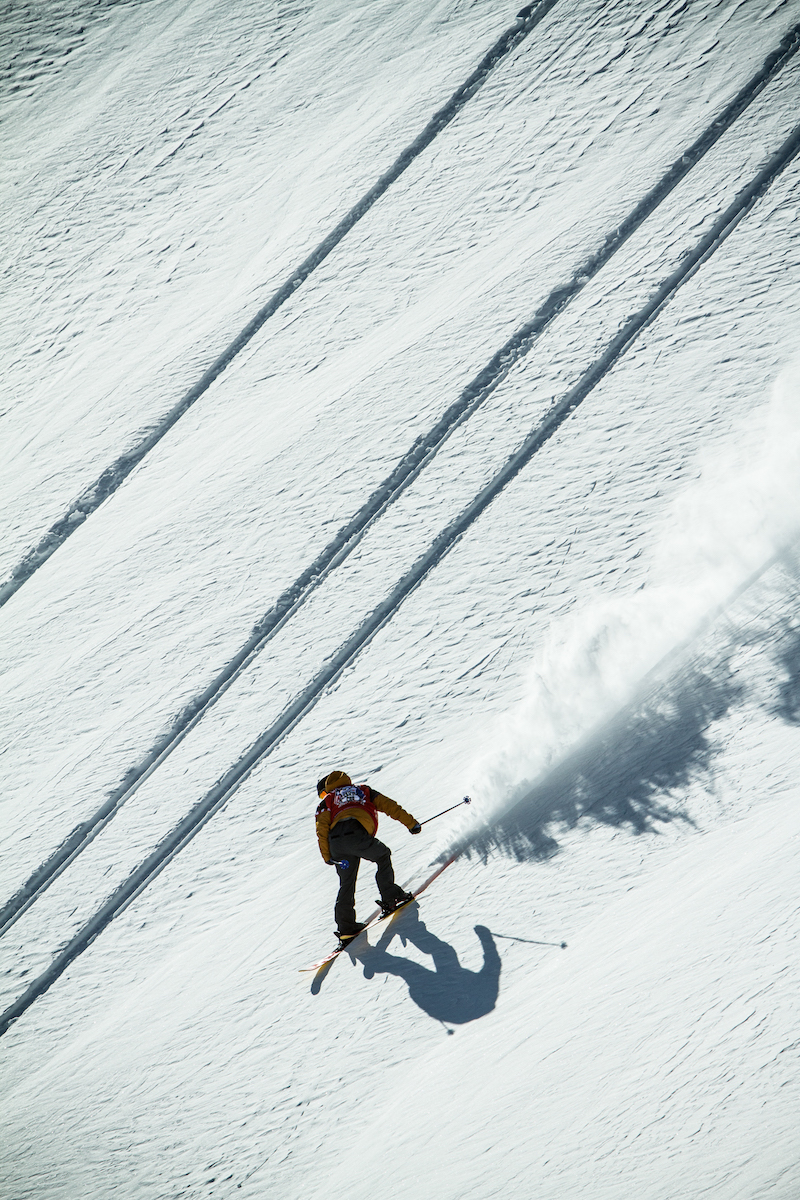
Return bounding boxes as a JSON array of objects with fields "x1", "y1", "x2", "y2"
[{"x1": 316, "y1": 783, "x2": 417, "y2": 863}]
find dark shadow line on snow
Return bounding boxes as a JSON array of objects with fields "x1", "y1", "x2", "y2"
[
  {"x1": 2, "y1": 117, "x2": 799, "y2": 1037},
  {"x1": 3, "y1": 22, "x2": 798, "y2": 940},
  {"x1": 493, "y1": 933, "x2": 567, "y2": 947},
  {"x1": 0, "y1": 0, "x2": 560, "y2": 610}
]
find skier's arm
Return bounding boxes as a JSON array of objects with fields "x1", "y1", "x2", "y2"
[
  {"x1": 315, "y1": 803, "x2": 332, "y2": 863},
  {"x1": 372, "y1": 791, "x2": 418, "y2": 830}
]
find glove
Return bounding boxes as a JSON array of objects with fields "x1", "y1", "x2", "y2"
[
  {"x1": 331, "y1": 858, "x2": 350, "y2": 869},
  {"x1": 410, "y1": 822, "x2": 421, "y2": 834}
]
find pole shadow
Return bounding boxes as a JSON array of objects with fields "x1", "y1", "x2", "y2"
[{"x1": 348, "y1": 905, "x2": 501, "y2": 1026}]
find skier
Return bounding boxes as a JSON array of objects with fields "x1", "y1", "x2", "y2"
[{"x1": 316, "y1": 770, "x2": 421, "y2": 940}]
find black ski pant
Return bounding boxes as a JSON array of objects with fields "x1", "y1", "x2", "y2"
[{"x1": 329, "y1": 818, "x2": 406, "y2": 933}]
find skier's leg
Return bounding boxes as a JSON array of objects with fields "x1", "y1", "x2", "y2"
[
  {"x1": 357, "y1": 837, "x2": 409, "y2": 906},
  {"x1": 330, "y1": 818, "x2": 408, "y2": 907},
  {"x1": 329, "y1": 819, "x2": 365, "y2": 934},
  {"x1": 332, "y1": 857, "x2": 360, "y2": 934}
]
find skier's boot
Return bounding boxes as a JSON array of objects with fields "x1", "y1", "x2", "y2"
[
  {"x1": 335, "y1": 922, "x2": 367, "y2": 944},
  {"x1": 378, "y1": 891, "x2": 415, "y2": 916}
]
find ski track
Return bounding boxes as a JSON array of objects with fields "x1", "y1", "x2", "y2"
[
  {"x1": 2, "y1": 102, "x2": 799, "y2": 1034},
  {"x1": 3, "y1": 3, "x2": 800, "y2": 1195},
  {"x1": 2, "y1": 16, "x2": 798, "y2": 940},
  {"x1": 0, "y1": 0, "x2": 559, "y2": 606},
  {"x1": 0, "y1": 0, "x2": 515, "y2": 572}
]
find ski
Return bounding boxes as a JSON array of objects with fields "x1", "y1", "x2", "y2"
[
  {"x1": 300, "y1": 896, "x2": 416, "y2": 973},
  {"x1": 300, "y1": 854, "x2": 457, "y2": 974},
  {"x1": 300, "y1": 909, "x2": 386, "y2": 973}
]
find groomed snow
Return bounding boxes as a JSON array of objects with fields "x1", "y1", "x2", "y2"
[{"x1": 1, "y1": 1, "x2": 800, "y2": 1197}]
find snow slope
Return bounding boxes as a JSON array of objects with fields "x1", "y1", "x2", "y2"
[{"x1": 1, "y1": 0, "x2": 800, "y2": 1196}]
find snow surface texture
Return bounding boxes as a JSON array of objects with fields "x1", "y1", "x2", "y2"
[{"x1": 1, "y1": 0, "x2": 800, "y2": 1197}]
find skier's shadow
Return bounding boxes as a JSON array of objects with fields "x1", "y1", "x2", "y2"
[{"x1": 349, "y1": 905, "x2": 501, "y2": 1026}]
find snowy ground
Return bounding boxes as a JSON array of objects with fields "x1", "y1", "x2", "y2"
[{"x1": 2, "y1": 1, "x2": 800, "y2": 1197}]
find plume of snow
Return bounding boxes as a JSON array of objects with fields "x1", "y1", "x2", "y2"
[{"x1": 447, "y1": 356, "x2": 800, "y2": 851}]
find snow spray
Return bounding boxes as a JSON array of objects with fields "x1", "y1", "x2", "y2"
[{"x1": 447, "y1": 357, "x2": 800, "y2": 854}]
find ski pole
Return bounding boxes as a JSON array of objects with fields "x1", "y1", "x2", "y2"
[{"x1": 420, "y1": 796, "x2": 471, "y2": 826}]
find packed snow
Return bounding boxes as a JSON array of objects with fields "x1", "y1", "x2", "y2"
[{"x1": 1, "y1": 1, "x2": 799, "y2": 1197}]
